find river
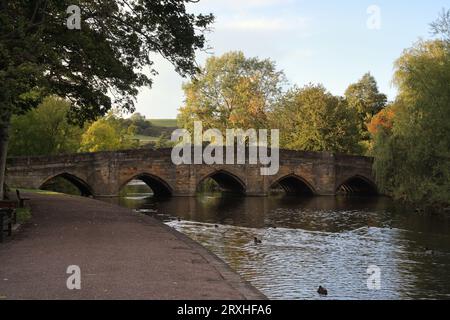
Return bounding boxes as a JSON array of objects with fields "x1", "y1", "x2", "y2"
[{"x1": 107, "y1": 181, "x2": 450, "y2": 300}]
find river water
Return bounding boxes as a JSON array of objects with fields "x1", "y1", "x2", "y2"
[{"x1": 108, "y1": 181, "x2": 450, "y2": 300}]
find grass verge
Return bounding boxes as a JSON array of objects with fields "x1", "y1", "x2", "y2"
[
  {"x1": 16, "y1": 207, "x2": 32, "y2": 224},
  {"x1": 17, "y1": 188, "x2": 61, "y2": 195}
]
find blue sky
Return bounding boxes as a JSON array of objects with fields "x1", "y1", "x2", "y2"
[{"x1": 134, "y1": 0, "x2": 449, "y2": 119}]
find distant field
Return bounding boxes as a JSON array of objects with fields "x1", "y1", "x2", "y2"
[
  {"x1": 133, "y1": 134, "x2": 159, "y2": 143},
  {"x1": 149, "y1": 119, "x2": 177, "y2": 128},
  {"x1": 131, "y1": 119, "x2": 177, "y2": 146}
]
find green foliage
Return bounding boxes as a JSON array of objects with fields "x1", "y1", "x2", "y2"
[
  {"x1": 41, "y1": 176, "x2": 82, "y2": 196},
  {"x1": 0, "y1": 1, "x2": 213, "y2": 199},
  {"x1": 154, "y1": 134, "x2": 174, "y2": 149},
  {"x1": 197, "y1": 178, "x2": 220, "y2": 193},
  {"x1": 345, "y1": 73, "x2": 387, "y2": 141},
  {"x1": 129, "y1": 113, "x2": 152, "y2": 134},
  {"x1": 16, "y1": 208, "x2": 32, "y2": 224},
  {"x1": 178, "y1": 51, "x2": 286, "y2": 132},
  {"x1": 8, "y1": 96, "x2": 83, "y2": 156},
  {"x1": 373, "y1": 39, "x2": 450, "y2": 207},
  {"x1": 272, "y1": 84, "x2": 362, "y2": 154},
  {"x1": 149, "y1": 119, "x2": 178, "y2": 128},
  {"x1": 79, "y1": 113, "x2": 139, "y2": 152},
  {"x1": 0, "y1": 1, "x2": 214, "y2": 124}
]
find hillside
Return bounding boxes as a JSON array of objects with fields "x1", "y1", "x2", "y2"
[
  {"x1": 149, "y1": 119, "x2": 178, "y2": 128},
  {"x1": 133, "y1": 119, "x2": 178, "y2": 146}
]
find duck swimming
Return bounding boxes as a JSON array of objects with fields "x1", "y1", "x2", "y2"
[
  {"x1": 254, "y1": 237, "x2": 262, "y2": 244},
  {"x1": 317, "y1": 286, "x2": 328, "y2": 296}
]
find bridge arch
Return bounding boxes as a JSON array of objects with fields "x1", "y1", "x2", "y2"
[
  {"x1": 270, "y1": 174, "x2": 315, "y2": 195},
  {"x1": 120, "y1": 173, "x2": 173, "y2": 198},
  {"x1": 197, "y1": 169, "x2": 246, "y2": 194},
  {"x1": 40, "y1": 172, "x2": 94, "y2": 197},
  {"x1": 336, "y1": 175, "x2": 378, "y2": 195}
]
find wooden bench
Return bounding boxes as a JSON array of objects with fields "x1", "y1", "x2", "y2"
[
  {"x1": 16, "y1": 189, "x2": 30, "y2": 208},
  {"x1": 0, "y1": 201, "x2": 17, "y2": 224},
  {"x1": 0, "y1": 208, "x2": 15, "y2": 243}
]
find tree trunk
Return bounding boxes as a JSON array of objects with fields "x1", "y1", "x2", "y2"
[{"x1": 0, "y1": 121, "x2": 10, "y2": 201}]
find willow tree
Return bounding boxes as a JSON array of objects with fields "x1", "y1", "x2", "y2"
[
  {"x1": 372, "y1": 10, "x2": 450, "y2": 207},
  {"x1": 0, "y1": 1, "x2": 213, "y2": 199}
]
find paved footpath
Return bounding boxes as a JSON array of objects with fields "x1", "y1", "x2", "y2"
[{"x1": 0, "y1": 193, "x2": 265, "y2": 300}]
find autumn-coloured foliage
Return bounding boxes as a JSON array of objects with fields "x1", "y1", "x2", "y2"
[
  {"x1": 367, "y1": 106, "x2": 396, "y2": 135},
  {"x1": 178, "y1": 51, "x2": 286, "y2": 132}
]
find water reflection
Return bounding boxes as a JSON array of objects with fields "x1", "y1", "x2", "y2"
[{"x1": 104, "y1": 182, "x2": 450, "y2": 300}]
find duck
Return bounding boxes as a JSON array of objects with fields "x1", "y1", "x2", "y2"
[
  {"x1": 425, "y1": 247, "x2": 434, "y2": 255},
  {"x1": 317, "y1": 286, "x2": 328, "y2": 296},
  {"x1": 254, "y1": 237, "x2": 262, "y2": 244},
  {"x1": 214, "y1": 224, "x2": 219, "y2": 228}
]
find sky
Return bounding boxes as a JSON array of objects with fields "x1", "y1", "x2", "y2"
[{"x1": 134, "y1": 0, "x2": 449, "y2": 119}]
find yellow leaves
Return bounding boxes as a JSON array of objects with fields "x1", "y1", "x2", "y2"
[
  {"x1": 79, "y1": 116, "x2": 136, "y2": 153},
  {"x1": 178, "y1": 51, "x2": 284, "y2": 133}
]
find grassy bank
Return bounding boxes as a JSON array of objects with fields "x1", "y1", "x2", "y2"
[
  {"x1": 16, "y1": 208, "x2": 32, "y2": 224},
  {"x1": 17, "y1": 188, "x2": 61, "y2": 195}
]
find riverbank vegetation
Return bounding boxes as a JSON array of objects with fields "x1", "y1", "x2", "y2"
[
  {"x1": 16, "y1": 207, "x2": 32, "y2": 224},
  {"x1": 371, "y1": 18, "x2": 450, "y2": 208}
]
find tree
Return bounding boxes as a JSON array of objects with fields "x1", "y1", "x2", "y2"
[
  {"x1": 130, "y1": 112, "x2": 152, "y2": 134},
  {"x1": 345, "y1": 73, "x2": 387, "y2": 140},
  {"x1": 178, "y1": 51, "x2": 286, "y2": 132},
  {"x1": 430, "y1": 8, "x2": 450, "y2": 40},
  {"x1": 272, "y1": 84, "x2": 362, "y2": 154},
  {"x1": 8, "y1": 96, "x2": 83, "y2": 156},
  {"x1": 154, "y1": 134, "x2": 173, "y2": 149},
  {"x1": 80, "y1": 120, "x2": 121, "y2": 152},
  {"x1": 372, "y1": 38, "x2": 450, "y2": 207},
  {"x1": 130, "y1": 113, "x2": 146, "y2": 124},
  {"x1": 367, "y1": 104, "x2": 396, "y2": 137},
  {"x1": 79, "y1": 114, "x2": 138, "y2": 152},
  {"x1": 0, "y1": 1, "x2": 213, "y2": 198}
]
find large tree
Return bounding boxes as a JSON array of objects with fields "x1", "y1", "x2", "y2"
[
  {"x1": 79, "y1": 113, "x2": 138, "y2": 152},
  {"x1": 8, "y1": 96, "x2": 83, "y2": 156},
  {"x1": 272, "y1": 84, "x2": 362, "y2": 154},
  {"x1": 178, "y1": 51, "x2": 286, "y2": 132},
  {"x1": 372, "y1": 18, "x2": 450, "y2": 207},
  {"x1": 0, "y1": 1, "x2": 213, "y2": 199},
  {"x1": 345, "y1": 73, "x2": 387, "y2": 140}
]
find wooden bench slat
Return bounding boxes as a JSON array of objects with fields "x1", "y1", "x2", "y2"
[
  {"x1": 16, "y1": 190, "x2": 30, "y2": 208},
  {"x1": 0, "y1": 208, "x2": 15, "y2": 243}
]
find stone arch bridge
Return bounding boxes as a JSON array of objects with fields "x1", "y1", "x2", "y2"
[{"x1": 6, "y1": 148, "x2": 377, "y2": 197}]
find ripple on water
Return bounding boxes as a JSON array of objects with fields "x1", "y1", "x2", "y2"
[
  {"x1": 166, "y1": 220, "x2": 450, "y2": 300},
  {"x1": 109, "y1": 194, "x2": 450, "y2": 300}
]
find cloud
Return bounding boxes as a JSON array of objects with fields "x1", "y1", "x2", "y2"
[
  {"x1": 194, "y1": 0, "x2": 294, "y2": 10},
  {"x1": 218, "y1": 16, "x2": 310, "y2": 32}
]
